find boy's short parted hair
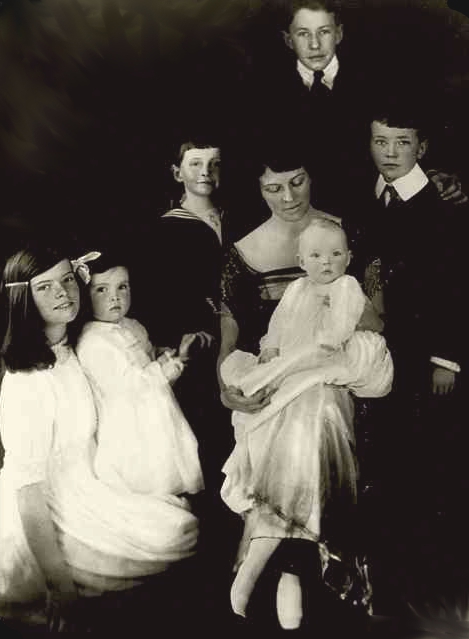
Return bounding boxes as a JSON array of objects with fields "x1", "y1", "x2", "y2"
[
  {"x1": 370, "y1": 103, "x2": 430, "y2": 142},
  {"x1": 298, "y1": 216, "x2": 348, "y2": 254},
  {"x1": 174, "y1": 139, "x2": 221, "y2": 166},
  {"x1": 285, "y1": 0, "x2": 343, "y2": 29},
  {"x1": 170, "y1": 138, "x2": 222, "y2": 209},
  {"x1": 0, "y1": 246, "x2": 84, "y2": 372}
]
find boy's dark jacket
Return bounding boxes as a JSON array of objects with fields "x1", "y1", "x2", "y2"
[{"x1": 355, "y1": 179, "x2": 465, "y2": 376}]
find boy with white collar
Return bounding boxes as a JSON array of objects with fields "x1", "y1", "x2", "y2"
[
  {"x1": 361, "y1": 106, "x2": 466, "y2": 612},
  {"x1": 367, "y1": 109, "x2": 461, "y2": 391}
]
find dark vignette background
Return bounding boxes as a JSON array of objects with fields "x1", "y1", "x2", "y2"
[
  {"x1": 0, "y1": 2, "x2": 467, "y2": 633},
  {"x1": 0, "y1": 0, "x2": 468, "y2": 256}
]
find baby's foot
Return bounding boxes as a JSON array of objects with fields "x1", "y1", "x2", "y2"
[{"x1": 276, "y1": 572, "x2": 303, "y2": 630}]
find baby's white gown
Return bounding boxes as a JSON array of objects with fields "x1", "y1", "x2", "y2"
[
  {"x1": 0, "y1": 338, "x2": 203, "y2": 605},
  {"x1": 220, "y1": 275, "x2": 393, "y2": 543}
]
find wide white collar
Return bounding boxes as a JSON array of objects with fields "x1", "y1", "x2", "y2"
[{"x1": 375, "y1": 163, "x2": 429, "y2": 202}]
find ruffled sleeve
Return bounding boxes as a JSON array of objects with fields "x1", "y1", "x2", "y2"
[
  {"x1": 125, "y1": 318, "x2": 154, "y2": 360},
  {"x1": 0, "y1": 370, "x2": 55, "y2": 488}
]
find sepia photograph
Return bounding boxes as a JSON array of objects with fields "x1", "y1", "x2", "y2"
[{"x1": 0, "y1": 0, "x2": 468, "y2": 637}]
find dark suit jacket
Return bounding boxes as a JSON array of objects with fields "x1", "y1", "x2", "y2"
[
  {"x1": 252, "y1": 48, "x2": 459, "y2": 221},
  {"x1": 357, "y1": 181, "x2": 465, "y2": 385},
  {"x1": 252, "y1": 50, "x2": 376, "y2": 217}
]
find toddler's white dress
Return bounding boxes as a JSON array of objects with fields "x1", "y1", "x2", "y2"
[
  {"x1": 220, "y1": 275, "x2": 393, "y2": 543},
  {"x1": 0, "y1": 341, "x2": 202, "y2": 606},
  {"x1": 76, "y1": 318, "x2": 203, "y2": 496}
]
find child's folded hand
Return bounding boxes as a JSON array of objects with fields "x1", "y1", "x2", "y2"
[
  {"x1": 157, "y1": 349, "x2": 177, "y2": 364},
  {"x1": 432, "y1": 366, "x2": 456, "y2": 395},
  {"x1": 153, "y1": 345, "x2": 174, "y2": 360}
]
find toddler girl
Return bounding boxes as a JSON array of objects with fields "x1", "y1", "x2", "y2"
[
  {"x1": 75, "y1": 251, "x2": 204, "y2": 496},
  {"x1": 220, "y1": 218, "x2": 394, "y2": 629}
]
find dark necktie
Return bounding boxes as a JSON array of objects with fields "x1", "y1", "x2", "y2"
[
  {"x1": 382, "y1": 184, "x2": 400, "y2": 207},
  {"x1": 309, "y1": 70, "x2": 330, "y2": 100}
]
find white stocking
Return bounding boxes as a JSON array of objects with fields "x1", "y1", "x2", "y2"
[
  {"x1": 230, "y1": 537, "x2": 281, "y2": 617},
  {"x1": 276, "y1": 571, "x2": 303, "y2": 630}
]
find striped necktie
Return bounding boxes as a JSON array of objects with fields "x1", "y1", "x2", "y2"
[{"x1": 382, "y1": 184, "x2": 400, "y2": 207}]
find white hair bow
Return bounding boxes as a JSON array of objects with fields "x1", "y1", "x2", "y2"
[{"x1": 71, "y1": 251, "x2": 101, "y2": 285}]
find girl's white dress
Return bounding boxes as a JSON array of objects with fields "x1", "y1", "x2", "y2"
[
  {"x1": 220, "y1": 275, "x2": 393, "y2": 542},
  {"x1": 76, "y1": 318, "x2": 203, "y2": 496},
  {"x1": 0, "y1": 341, "x2": 202, "y2": 605}
]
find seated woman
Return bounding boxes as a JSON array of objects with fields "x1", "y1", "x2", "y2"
[
  {"x1": 218, "y1": 148, "x2": 382, "y2": 635},
  {"x1": 221, "y1": 218, "x2": 393, "y2": 629}
]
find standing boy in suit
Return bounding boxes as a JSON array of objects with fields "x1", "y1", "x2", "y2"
[{"x1": 359, "y1": 105, "x2": 466, "y2": 614}]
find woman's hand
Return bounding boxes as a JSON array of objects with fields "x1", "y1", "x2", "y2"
[
  {"x1": 259, "y1": 348, "x2": 280, "y2": 364},
  {"x1": 432, "y1": 366, "x2": 456, "y2": 395},
  {"x1": 46, "y1": 575, "x2": 80, "y2": 634},
  {"x1": 429, "y1": 170, "x2": 468, "y2": 205},
  {"x1": 221, "y1": 385, "x2": 276, "y2": 413},
  {"x1": 179, "y1": 332, "x2": 214, "y2": 362}
]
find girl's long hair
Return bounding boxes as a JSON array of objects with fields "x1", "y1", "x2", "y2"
[{"x1": 0, "y1": 246, "x2": 85, "y2": 372}]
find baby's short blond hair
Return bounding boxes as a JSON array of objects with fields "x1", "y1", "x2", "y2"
[{"x1": 298, "y1": 216, "x2": 348, "y2": 256}]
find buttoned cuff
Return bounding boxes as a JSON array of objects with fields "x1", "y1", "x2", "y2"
[{"x1": 430, "y1": 356, "x2": 461, "y2": 373}]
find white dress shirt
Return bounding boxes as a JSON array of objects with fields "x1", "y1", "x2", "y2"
[{"x1": 297, "y1": 55, "x2": 339, "y2": 91}]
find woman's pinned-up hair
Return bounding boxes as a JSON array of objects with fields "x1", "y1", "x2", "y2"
[
  {"x1": 254, "y1": 138, "x2": 309, "y2": 179},
  {"x1": 0, "y1": 246, "x2": 83, "y2": 372}
]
